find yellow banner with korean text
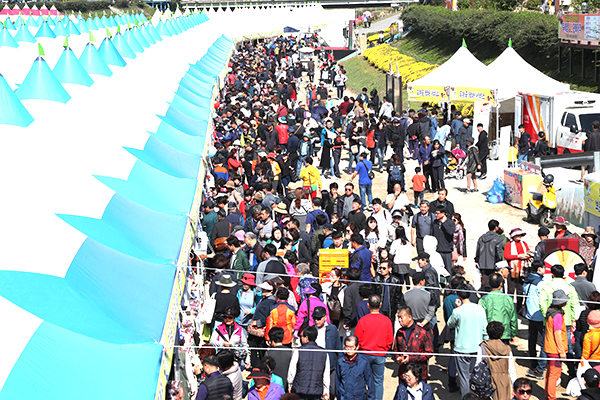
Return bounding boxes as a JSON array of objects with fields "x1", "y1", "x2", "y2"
[{"x1": 408, "y1": 85, "x2": 496, "y2": 105}]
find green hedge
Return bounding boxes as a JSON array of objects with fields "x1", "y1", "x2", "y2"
[
  {"x1": 402, "y1": 6, "x2": 559, "y2": 62},
  {"x1": 23, "y1": 1, "x2": 148, "y2": 14}
]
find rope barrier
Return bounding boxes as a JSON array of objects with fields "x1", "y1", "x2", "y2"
[
  {"x1": 162, "y1": 343, "x2": 579, "y2": 363},
  {"x1": 189, "y1": 265, "x2": 599, "y2": 307}
]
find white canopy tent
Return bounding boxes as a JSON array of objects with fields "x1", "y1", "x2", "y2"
[
  {"x1": 410, "y1": 45, "x2": 490, "y2": 89},
  {"x1": 487, "y1": 46, "x2": 570, "y2": 108}
]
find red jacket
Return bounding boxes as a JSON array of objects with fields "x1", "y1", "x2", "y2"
[
  {"x1": 393, "y1": 323, "x2": 433, "y2": 381},
  {"x1": 355, "y1": 312, "x2": 394, "y2": 356},
  {"x1": 276, "y1": 124, "x2": 289, "y2": 144}
]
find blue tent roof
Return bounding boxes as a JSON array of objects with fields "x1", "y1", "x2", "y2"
[
  {"x1": 79, "y1": 43, "x2": 113, "y2": 77},
  {"x1": 123, "y1": 29, "x2": 144, "y2": 53},
  {"x1": 14, "y1": 24, "x2": 36, "y2": 43},
  {"x1": 35, "y1": 21, "x2": 57, "y2": 39},
  {"x1": 98, "y1": 37, "x2": 127, "y2": 67},
  {"x1": 0, "y1": 32, "x2": 234, "y2": 400},
  {"x1": 16, "y1": 57, "x2": 71, "y2": 103},
  {"x1": 53, "y1": 47, "x2": 94, "y2": 87},
  {"x1": 112, "y1": 33, "x2": 136, "y2": 59},
  {"x1": 0, "y1": 73, "x2": 34, "y2": 127},
  {"x1": 0, "y1": 26, "x2": 19, "y2": 48}
]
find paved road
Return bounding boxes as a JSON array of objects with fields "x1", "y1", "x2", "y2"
[{"x1": 356, "y1": 13, "x2": 401, "y2": 35}]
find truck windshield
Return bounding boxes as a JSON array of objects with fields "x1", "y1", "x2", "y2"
[{"x1": 579, "y1": 113, "x2": 600, "y2": 131}]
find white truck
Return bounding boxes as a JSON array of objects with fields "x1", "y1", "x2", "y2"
[{"x1": 515, "y1": 91, "x2": 600, "y2": 154}]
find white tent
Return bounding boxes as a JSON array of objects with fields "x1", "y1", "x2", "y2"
[
  {"x1": 488, "y1": 46, "x2": 570, "y2": 103},
  {"x1": 410, "y1": 45, "x2": 489, "y2": 89}
]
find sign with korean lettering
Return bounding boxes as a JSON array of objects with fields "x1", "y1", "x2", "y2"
[
  {"x1": 407, "y1": 85, "x2": 496, "y2": 105},
  {"x1": 406, "y1": 85, "x2": 446, "y2": 102},
  {"x1": 584, "y1": 177, "x2": 600, "y2": 217},
  {"x1": 319, "y1": 249, "x2": 349, "y2": 277},
  {"x1": 559, "y1": 13, "x2": 600, "y2": 41}
]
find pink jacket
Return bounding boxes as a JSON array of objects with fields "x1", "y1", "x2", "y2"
[{"x1": 294, "y1": 296, "x2": 330, "y2": 331}]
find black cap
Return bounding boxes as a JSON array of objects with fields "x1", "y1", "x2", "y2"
[
  {"x1": 418, "y1": 252, "x2": 430, "y2": 261},
  {"x1": 538, "y1": 227, "x2": 550, "y2": 237},
  {"x1": 228, "y1": 202, "x2": 237, "y2": 209},
  {"x1": 323, "y1": 223, "x2": 333, "y2": 231},
  {"x1": 217, "y1": 209, "x2": 227, "y2": 218},
  {"x1": 312, "y1": 306, "x2": 327, "y2": 320},
  {"x1": 203, "y1": 200, "x2": 215, "y2": 209},
  {"x1": 584, "y1": 368, "x2": 600, "y2": 387}
]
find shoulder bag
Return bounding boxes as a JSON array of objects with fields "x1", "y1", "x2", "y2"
[
  {"x1": 214, "y1": 223, "x2": 231, "y2": 252},
  {"x1": 361, "y1": 160, "x2": 375, "y2": 180}
]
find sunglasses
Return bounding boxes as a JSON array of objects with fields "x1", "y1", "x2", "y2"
[
  {"x1": 518, "y1": 389, "x2": 532, "y2": 395},
  {"x1": 223, "y1": 316, "x2": 235, "y2": 320},
  {"x1": 345, "y1": 188, "x2": 353, "y2": 192}
]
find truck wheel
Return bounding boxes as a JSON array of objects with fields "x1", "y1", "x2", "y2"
[{"x1": 540, "y1": 211, "x2": 555, "y2": 229}]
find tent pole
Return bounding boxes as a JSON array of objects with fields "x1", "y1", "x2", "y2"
[{"x1": 496, "y1": 101, "x2": 500, "y2": 144}]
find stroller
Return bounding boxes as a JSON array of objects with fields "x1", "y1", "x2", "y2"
[{"x1": 445, "y1": 148, "x2": 467, "y2": 180}]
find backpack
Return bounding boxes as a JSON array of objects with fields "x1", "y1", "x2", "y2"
[
  {"x1": 327, "y1": 293, "x2": 342, "y2": 321},
  {"x1": 390, "y1": 165, "x2": 403, "y2": 182},
  {"x1": 418, "y1": 119, "x2": 432, "y2": 140},
  {"x1": 300, "y1": 141, "x2": 309, "y2": 156},
  {"x1": 470, "y1": 354, "x2": 496, "y2": 400}
]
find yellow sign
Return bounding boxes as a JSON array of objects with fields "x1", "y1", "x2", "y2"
[
  {"x1": 407, "y1": 85, "x2": 446, "y2": 102},
  {"x1": 319, "y1": 249, "x2": 349, "y2": 277},
  {"x1": 407, "y1": 85, "x2": 496, "y2": 105},
  {"x1": 584, "y1": 178, "x2": 600, "y2": 217}
]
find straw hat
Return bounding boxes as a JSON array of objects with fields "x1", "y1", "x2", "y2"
[{"x1": 275, "y1": 203, "x2": 288, "y2": 214}]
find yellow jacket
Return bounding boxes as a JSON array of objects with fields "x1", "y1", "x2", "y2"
[{"x1": 299, "y1": 165, "x2": 322, "y2": 191}]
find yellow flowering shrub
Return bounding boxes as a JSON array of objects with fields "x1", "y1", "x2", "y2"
[{"x1": 363, "y1": 44, "x2": 437, "y2": 87}]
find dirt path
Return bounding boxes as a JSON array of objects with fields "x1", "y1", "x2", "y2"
[{"x1": 296, "y1": 80, "x2": 576, "y2": 399}]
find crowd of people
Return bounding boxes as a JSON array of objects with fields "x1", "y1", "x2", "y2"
[{"x1": 176, "y1": 33, "x2": 600, "y2": 400}]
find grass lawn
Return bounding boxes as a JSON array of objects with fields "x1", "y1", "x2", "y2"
[{"x1": 343, "y1": 55, "x2": 410, "y2": 110}]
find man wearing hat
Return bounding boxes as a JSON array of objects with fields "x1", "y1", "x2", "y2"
[
  {"x1": 201, "y1": 200, "x2": 218, "y2": 240},
  {"x1": 226, "y1": 202, "x2": 244, "y2": 227},
  {"x1": 503, "y1": 227, "x2": 531, "y2": 313},
  {"x1": 554, "y1": 216, "x2": 572, "y2": 238},
  {"x1": 456, "y1": 117, "x2": 472, "y2": 152},
  {"x1": 580, "y1": 368, "x2": 600, "y2": 400}
]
